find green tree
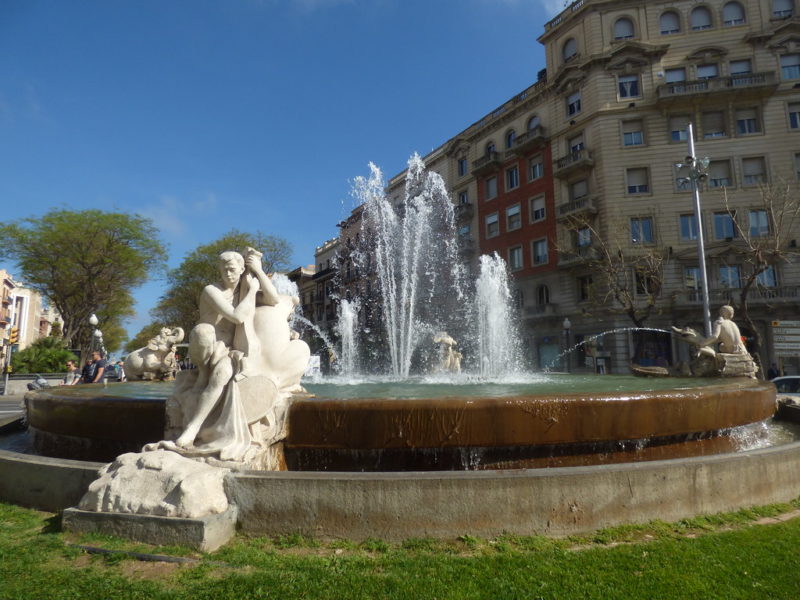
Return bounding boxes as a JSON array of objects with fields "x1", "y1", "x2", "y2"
[
  {"x1": 0, "y1": 209, "x2": 167, "y2": 357},
  {"x1": 10, "y1": 337, "x2": 78, "y2": 374},
  {"x1": 152, "y1": 230, "x2": 292, "y2": 334}
]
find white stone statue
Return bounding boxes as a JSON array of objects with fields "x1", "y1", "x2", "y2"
[
  {"x1": 148, "y1": 247, "x2": 311, "y2": 469},
  {"x1": 672, "y1": 305, "x2": 757, "y2": 378},
  {"x1": 433, "y1": 332, "x2": 462, "y2": 374},
  {"x1": 123, "y1": 327, "x2": 185, "y2": 381}
]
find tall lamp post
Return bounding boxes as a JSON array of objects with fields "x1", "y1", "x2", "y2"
[
  {"x1": 88, "y1": 313, "x2": 103, "y2": 357},
  {"x1": 563, "y1": 317, "x2": 572, "y2": 373},
  {"x1": 675, "y1": 123, "x2": 713, "y2": 337}
]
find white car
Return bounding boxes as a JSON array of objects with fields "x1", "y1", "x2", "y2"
[{"x1": 772, "y1": 376, "x2": 800, "y2": 395}]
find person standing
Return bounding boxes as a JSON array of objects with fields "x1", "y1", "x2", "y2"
[
  {"x1": 62, "y1": 360, "x2": 80, "y2": 385},
  {"x1": 89, "y1": 351, "x2": 106, "y2": 383}
]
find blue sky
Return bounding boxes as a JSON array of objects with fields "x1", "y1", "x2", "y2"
[{"x1": 1, "y1": 0, "x2": 558, "y2": 339}]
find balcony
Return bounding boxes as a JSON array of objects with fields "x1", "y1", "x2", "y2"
[
  {"x1": 677, "y1": 286, "x2": 798, "y2": 305},
  {"x1": 558, "y1": 245, "x2": 598, "y2": 266},
  {"x1": 471, "y1": 151, "x2": 503, "y2": 177},
  {"x1": 553, "y1": 148, "x2": 593, "y2": 178},
  {"x1": 454, "y1": 202, "x2": 474, "y2": 222},
  {"x1": 557, "y1": 195, "x2": 598, "y2": 222},
  {"x1": 524, "y1": 303, "x2": 560, "y2": 319},
  {"x1": 458, "y1": 237, "x2": 476, "y2": 257},
  {"x1": 656, "y1": 72, "x2": 777, "y2": 105},
  {"x1": 508, "y1": 126, "x2": 547, "y2": 156}
]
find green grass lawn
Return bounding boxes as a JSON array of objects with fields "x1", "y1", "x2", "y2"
[{"x1": 1, "y1": 501, "x2": 799, "y2": 600}]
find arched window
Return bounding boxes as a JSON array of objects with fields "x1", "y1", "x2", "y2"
[
  {"x1": 537, "y1": 285, "x2": 550, "y2": 306},
  {"x1": 774, "y1": 0, "x2": 794, "y2": 18},
  {"x1": 722, "y1": 1, "x2": 745, "y2": 25},
  {"x1": 614, "y1": 17, "x2": 635, "y2": 40},
  {"x1": 660, "y1": 11, "x2": 680, "y2": 35},
  {"x1": 527, "y1": 115, "x2": 540, "y2": 130},
  {"x1": 486, "y1": 142, "x2": 496, "y2": 155},
  {"x1": 505, "y1": 129, "x2": 516, "y2": 148},
  {"x1": 563, "y1": 38, "x2": 578, "y2": 61},
  {"x1": 690, "y1": 6, "x2": 713, "y2": 30}
]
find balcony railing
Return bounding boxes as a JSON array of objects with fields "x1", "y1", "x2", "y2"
[
  {"x1": 508, "y1": 126, "x2": 547, "y2": 155},
  {"x1": 553, "y1": 148, "x2": 593, "y2": 178},
  {"x1": 679, "y1": 286, "x2": 798, "y2": 304},
  {"x1": 454, "y1": 202, "x2": 474, "y2": 221},
  {"x1": 524, "y1": 303, "x2": 559, "y2": 318},
  {"x1": 472, "y1": 151, "x2": 502, "y2": 176},
  {"x1": 657, "y1": 72, "x2": 777, "y2": 101},
  {"x1": 557, "y1": 195, "x2": 597, "y2": 221},
  {"x1": 558, "y1": 245, "x2": 597, "y2": 265}
]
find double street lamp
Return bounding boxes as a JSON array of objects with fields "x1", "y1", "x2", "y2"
[
  {"x1": 675, "y1": 123, "x2": 713, "y2": 338},
  {"x1": 88, "y1": 313, "x2": 104, "y2": 356}
]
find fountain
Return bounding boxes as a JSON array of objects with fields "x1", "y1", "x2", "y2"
[{"x1": 1, "y1": 155, "x2": 796, "y2": 546}]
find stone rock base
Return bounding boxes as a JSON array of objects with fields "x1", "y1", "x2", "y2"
[{"x1": 62, "y1": 504, "x2": 238, "y2": 552}]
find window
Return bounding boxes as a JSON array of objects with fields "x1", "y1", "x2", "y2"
[
  {"x1": 532, "y1": 239, "x2": 549, "y2": 265},
  {"x1": 749, "y1": 209, "x2": 770, "y2": 237},
  {"x1": 669, "y1": 115, "x2": 689, "y2": 142},
  {"x1": 457, "y1": 158, "x2": 468, "y2": 177},
  {"x1": 578, "y1": 275, "x2": 593, "y2": 301},
  {"x1": 530, "y1": 196, "x2": 546, "y2": 222},
  {"x1": 702, "y1": 111, "x2": 726, "y2": 138},
  {"x1": 660, "y1": 11, "x2": 681, "y2": 35},
  {"x1": 618, "y1": 74, "x2": 640, "y2": 98},
  {"x1": 774, "y1": 0, "x2": 794, "y2": 18},
  {"x1": 742, "y1": 157, "x2": 767, "y2": 185},
  {"x1": 697, "y1": 63, "x2": 719, "y2": 79},
  {"x1": 635, "y1": 271, "x2": 656, "y2": 296},
  {"x1": 714, "y1": 211, "x2": 737, "y2": 240},
  {"x1": 537, "y1": 285, "x2": 550, "y2": 305},
  {"x1": 789, "y1": 102, "x2": 800, "y2": 129},
  {"x1": 485, "y1": 213, "x2": 499, "y2": 238},
  {"x1": 757, "y1": 266, "x2": 777, "y2": 288},
  {"x1": 665, "y1": 67, "x2": 686, "y2": 83},
  {"x1": 614, "y1": 17, "x2": 635, "y2": 39},
  {"x1": 567, "y1": 91, "x2": 582, "y2": 116},
  {"x1": 486, "y1": 142, "x2": 496, "y2": 155},
  {"x1": 719, "y1": 265, "x2": 741, "y2": 288},
  {"x1": 795, "y1": 153, "x2": 800, "y2": 180},
  {"x1": 486, "y1": 176, "x2": 498, "y2": 200},
  {"x1": 507, "y1": 204, "x2": 521, "y2": 231},
  {"x1": 506, "y1": 166, "x2": 519, "y2": 190},
  {"x1": 528, "y1": 157, "x2": 544, "y2": 181},
  {"x1": 577, "y1": 227, "x2": 591, "y2": 247},
  {"x1": 781, "y1": 54, "x2": 800, "y2": 79},
  {"x1": 563, "y1": 38, "x2": 578, "y2": 61},
  {"x1": 630, "y1": 216, "x2": 654, "y2": 244},
  {"x1": 626, "y1": 167, "x2": 649, "y2": 194},
  {"x1": 690, "y1": 6, "x2": 713, "y2": 30},
  {"x1": 527, "y1": 115, "x2": 540, "y2": 130},
  {"x1": 680, "y1": 214, "x2": 698, "y2": 240},
  {"x1": 505, "y1": 129, "x2": 516, "y2": 149},
  {"x1": 722, "y1": 2, "x2": 745, "y2": 25},
  {"x1": 736, "y1": 108, "x2": 760, "y2": 135},
  {"x1": 685, "y1": 267, "x2": 702, "y2": 290},
  {"x1": 708, "y1": 160, "x2": 732, "y2": 188},
  {"x1": 458, "y1": 224, "x2": 471, "y2": 238},
  {"x1": 458, "y1": 190, "x2": 469, "y2": 205},
  {"x1": 622, "y1": 119, "x2": 644, "y2": 146},
  {"x1": 571, "y1": 179, "x2": 588, "y2": 200},
  {"x1": 730, "y1": 59, "x2": 752, "y2": 75},
  {"x1": 568, "y1": 134, "x2": 584, "y2": 154},
  {"x1": 509, "y1": 246, "x2": 523, "y2": 271}
]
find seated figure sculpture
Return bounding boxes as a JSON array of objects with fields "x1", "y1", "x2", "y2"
[{"x1": 151, "y1": 248, "x2": 310, "y2": 468}]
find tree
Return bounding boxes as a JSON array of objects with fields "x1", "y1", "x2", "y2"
[
  {"x1": 723, "y1": 182, "x2": 800, "y2": 374},
  {"x1": 558, "y1": 215, "x2": 666, "y2": 329},
  {"x1": 0, "y1": 209, "x2": 167, "y2": 357},
  {"x1": 151, "y1": 230, "x2": 292, "y2": 334},
  {"x1": 11, "y1": 337, "x2": 78, "y2": 374}
]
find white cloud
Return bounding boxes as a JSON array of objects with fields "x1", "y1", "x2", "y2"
[{"x1": 139, "y1": 195, "x2": 186, "y2": 237}]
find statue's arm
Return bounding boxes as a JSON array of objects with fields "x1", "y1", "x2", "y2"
[
  {"x1": 245, "y1": 254, "x2": 280, "y2": 306},
  {"x1": 202, "y1": 279, "x2": 259, "y2": 325}
]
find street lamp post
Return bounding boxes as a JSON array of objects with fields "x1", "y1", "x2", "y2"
[
  {"x1": 675, "y1": 123, "x2": 713, "y2": 337},
  {"x1": 563, "y1": 317, "x2": 572, "y2": 373}
]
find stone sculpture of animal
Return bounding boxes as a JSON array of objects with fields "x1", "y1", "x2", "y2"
[{"x1": 124, "y1": 327, "x2": 185, "y2": 380}]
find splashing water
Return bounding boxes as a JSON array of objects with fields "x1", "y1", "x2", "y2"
[
  {"x1": 475, "y1": 253, "x2": 524, "y2": 377},
  {"x1": 336, "y1": 298, "x2": 360, "y2": 376}
]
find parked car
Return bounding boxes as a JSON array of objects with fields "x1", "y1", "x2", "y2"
[{"x1": 772, "y1": 375, "x2": 800, "y2": 395}]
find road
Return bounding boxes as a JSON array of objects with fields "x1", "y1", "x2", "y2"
[{"x1": 0, "y1": 395, "x2": 25, "y2": 420}]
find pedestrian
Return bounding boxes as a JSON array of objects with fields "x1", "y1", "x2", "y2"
[
  {"x1": 79, "y1": 359, "x2": 94, "y2": 384},
  {"x1": 117, "y1": 360, "x2": 126, "y2": 382},
  {"x1": 89, "y1": 351, "x2": 106, "y2": 383},
  {"x1": 61, "y1": 360, "x2": 80, "y2": 385},
  {"x1": 768, "y1": 363, "x2": 780, "y2": 379}
]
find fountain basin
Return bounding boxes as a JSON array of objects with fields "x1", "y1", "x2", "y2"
[{"x1": 24, "y1": 378, "x2": 776, "y2": 468}]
